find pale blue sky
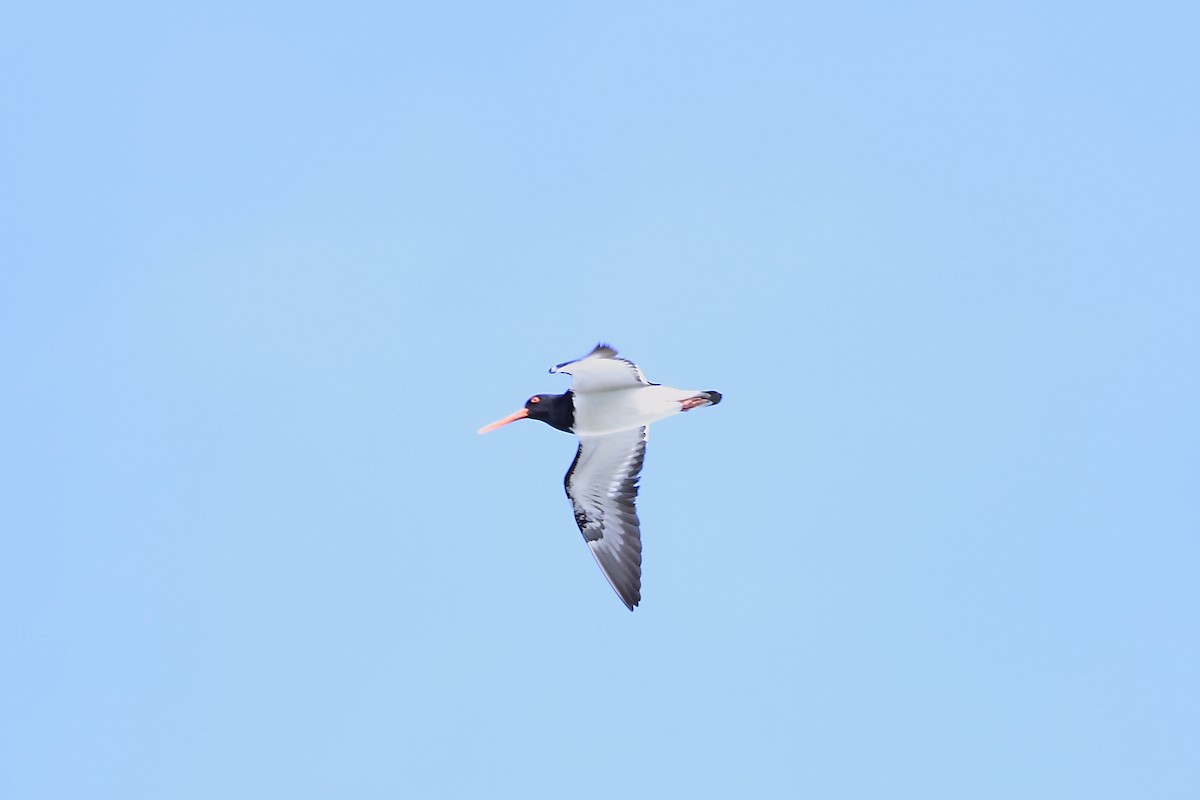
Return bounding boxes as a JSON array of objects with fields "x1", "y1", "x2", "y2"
[{"x1": 2, "y1": 2, "x2": 1198, "y2": 798}]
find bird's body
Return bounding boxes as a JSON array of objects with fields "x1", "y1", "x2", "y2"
[
  {"x1": 478, "y1": 344, "x2": 721, "y2": 610},
  {"x1": 572, "y1": 384, "x2": 703, "y2": 436}
]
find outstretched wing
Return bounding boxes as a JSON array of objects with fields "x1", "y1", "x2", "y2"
[
  {"x1": 549, "y1": 343, "x2": 652, "y2": 392},
  {"x1": 564, "y1": 426, "x2": 648, "y2": 610}
]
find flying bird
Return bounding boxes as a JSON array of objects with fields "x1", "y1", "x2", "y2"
[{"x1": 478, "y1": 344, "x2": 722, "y2": 610}]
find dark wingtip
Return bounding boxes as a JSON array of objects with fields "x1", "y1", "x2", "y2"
[{"x1": 704, "y1": 390, "x2": 722, "y2": 406}]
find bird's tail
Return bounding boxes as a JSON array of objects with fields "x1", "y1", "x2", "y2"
[{"x1": 680, "y1": 390, "x2": 722, "y2": 412}]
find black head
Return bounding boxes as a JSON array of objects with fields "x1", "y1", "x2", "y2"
[
  {"x1": 523, "y1": 392, "x2": 574, "y2": 433},
  {"x1": 478, "y1": 391, "x2": 574, "y2": 435}
]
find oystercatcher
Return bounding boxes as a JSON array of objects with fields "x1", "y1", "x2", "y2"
[{"x1": 478, "y1": 344, "x2": 722, "y2": 610}]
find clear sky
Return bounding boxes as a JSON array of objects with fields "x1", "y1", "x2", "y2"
[{"x1": 2, "y1": 2, "x2": 1197, "y2": 798}]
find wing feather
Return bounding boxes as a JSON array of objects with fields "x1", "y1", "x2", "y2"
[
  {"x1": 564, "y1": 426, "x2": 648, "y2": 610},
  {"x1": 549, "y1": 343, "x2": 652, "y2": 392}
]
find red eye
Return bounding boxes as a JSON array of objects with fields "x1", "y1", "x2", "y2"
[{"x1": 529, "y1": 396, "x2": 540, "y2": 404}]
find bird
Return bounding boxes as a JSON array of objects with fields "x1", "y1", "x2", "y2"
[{"x1": 477, "y1": 344, "x2": 722, "y2": 610}]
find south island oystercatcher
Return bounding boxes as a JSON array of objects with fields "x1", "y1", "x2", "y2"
[{"x1": 478, "y1": 344, "x2": 722, "y2": 610}]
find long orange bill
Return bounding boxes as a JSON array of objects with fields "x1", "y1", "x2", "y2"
[{"x1": 477, "y1": 408, "x2": 529, "y2": 434}]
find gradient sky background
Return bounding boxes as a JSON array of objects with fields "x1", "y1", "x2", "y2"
[{"x1": 2, "y1": 2, "x2": 1198, "y2": 798}]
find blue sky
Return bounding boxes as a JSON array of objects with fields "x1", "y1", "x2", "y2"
[{"x1": 2, "y1": 2, "x2": 1197, "y2": 798}]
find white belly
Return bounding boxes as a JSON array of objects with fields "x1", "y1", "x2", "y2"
[{"x1": 573, "y1": 385, "x2": 697, "y2": 435}]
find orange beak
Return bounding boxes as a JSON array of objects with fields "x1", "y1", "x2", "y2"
[{"x1": 477, "y1": 407, "x2": 529, "y2": 434}]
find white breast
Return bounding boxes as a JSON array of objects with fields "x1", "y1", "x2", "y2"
[{"x1": 573, "y1": 385, "x2": 698, "y2": 436}]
